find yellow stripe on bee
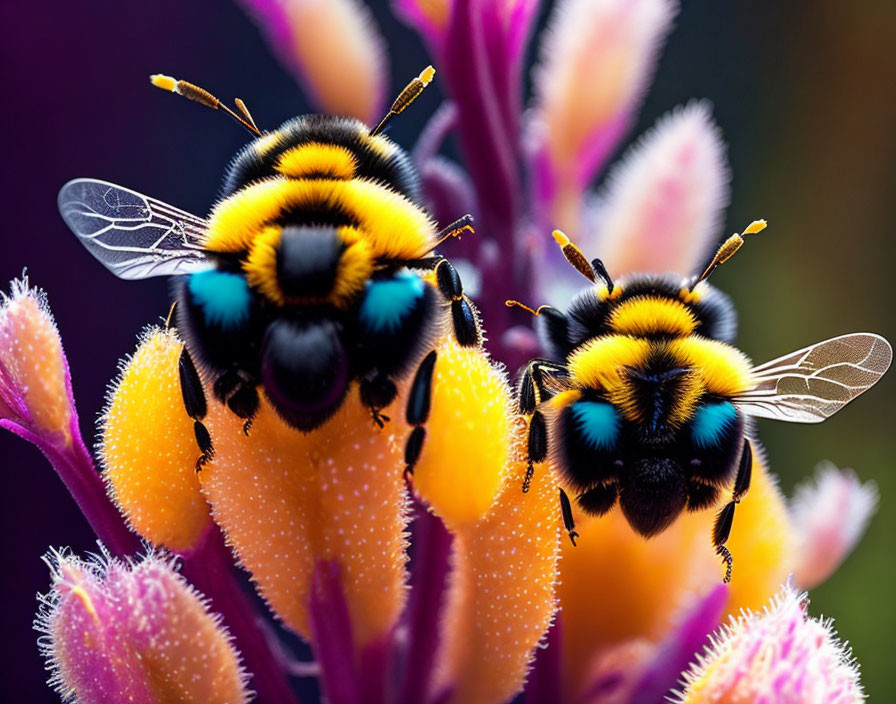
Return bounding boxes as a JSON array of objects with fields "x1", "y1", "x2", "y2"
[
  {"x1": 276, "y1": 143, "x2": 357, "y2": 180},
  {"x1": 567, "y1": 335, "x2": 651, "y2": 392},
  {"x1": 243, "y1": 225, "x2": 373, "y2": 308},
  {"x1": 254, "y1": 131, "x2": 283, "y2": 157},
  {"x1": 360, "y1": 131, "x2": 398, "y2": 159},
  {"x1": 667, "y1": 336, "x2": 753, "y2": 397},
  {"x1": 204, "y1": 177, "x2": 436, "y2": 261},
  {"x1": 608, "y1": 296, "x2": 697, "y2": 337},
  {"x1": 547, "y1": 389, "x2": 582, "y2": 412}
]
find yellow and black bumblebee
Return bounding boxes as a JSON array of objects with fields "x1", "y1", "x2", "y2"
[
  {"x1": 58, "y1": 68, "x2": 478, "y2": 474},
  {"x1": 513, "y1": 223, "x2": 891, "y2": 581}
]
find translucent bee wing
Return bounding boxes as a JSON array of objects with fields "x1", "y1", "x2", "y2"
[
  {"x1": 733, "y1": 333, "x2": 892, "y2": 423},
  {"x1": 58, "y1": 178, "x2": 212, "y2": 279}
]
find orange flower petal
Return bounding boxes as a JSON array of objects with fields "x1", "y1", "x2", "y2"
[
  {"x1": 100, "y1": 328, "x2": 213, "y2": 552},
  {"x1": 411, "y1": 339, "x2": 514, "y2": 530},
  {"x1": 200, "y1": 387, "x2": 409, "y2": 648},
  {"x1": 433, "y1": 454, "x2": 561, "y2": 704},
  {"x1": 559, "y1": 447, "x2": 794, "y2": 695}
]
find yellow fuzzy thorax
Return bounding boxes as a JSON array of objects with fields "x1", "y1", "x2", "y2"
[
  {"x1": 202, "y1": 175, "x2": 437, "y2": 307},
  {"x1": 566, "y1": 325, "x2": 752, "y2": 425}
]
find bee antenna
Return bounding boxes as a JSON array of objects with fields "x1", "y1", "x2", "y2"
[
  {"x1": 505, "y1": 300, "x2": 552, "y2": 317},
  {"x1": 370, "y1": 66, "x2": 436, "y2": 137},
  {"x1": 150, "y1": 74, "x2": 262, "y2": 137},
  {"x1": 552, "y1": 230, "x2": 597, "y2": 283},
  {"x1": 690, "y1": 220, "x2": 767, "y2": 290}
]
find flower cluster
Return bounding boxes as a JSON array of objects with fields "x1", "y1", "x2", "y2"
[{"x1": 2, "y1": 1, "x2": 881, "y2": 703}]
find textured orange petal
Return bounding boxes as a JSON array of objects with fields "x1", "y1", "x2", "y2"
[
  {"x1": 411, "y1": 338, "x2": 514, "y2": 530},
  {"x1": 100, "y1": 328, "x2": 213, "y2": 552},
  {"x1": 559, "y1": 448, "x2": 794, "y2": 694},
  {"x1": 433, "y1": 453, "x2": 561, "y2": 704},
  {"x1": 200, "y1": 387, "x2": 409, "y2": 648}
]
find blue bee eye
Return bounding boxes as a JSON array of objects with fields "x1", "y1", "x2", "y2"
[
  {"x1": 691, "y1": 401, "x2": 738, "y2": 448},
  {"x1": 187, "y1": 270, "x2": 252, "y2": 330},
  {"x1": 360, "y1": 273, "x2": 425, "y2": 332},
  {"x1": 570, "y1": 401, "x2": 620, "y2": 450}
]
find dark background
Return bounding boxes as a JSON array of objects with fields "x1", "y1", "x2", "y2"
[{"x1": 1, "y1": 1, "x2": 893, "y2": 699}]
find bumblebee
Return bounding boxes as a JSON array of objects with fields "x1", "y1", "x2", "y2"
[
  {"x1": 513, "y1": 222, "x2": 891, "y2": 581},
  {"x1": 58, "y1": 68, "x2": 479, "y2": 474}
]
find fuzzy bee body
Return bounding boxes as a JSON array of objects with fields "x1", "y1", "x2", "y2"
[
  {"x1": 518, "y1": 228, "x2": 891, "y2": 581},
  {"x1": 59, "y1": 70, "x2": 479, "y2": 474}
]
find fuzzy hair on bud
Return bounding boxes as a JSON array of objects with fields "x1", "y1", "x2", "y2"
[
  {"x1": 0, "y1": 277, "x2": 72, "y2": 446},
  {"x1": 589, "y1": 102, "x2": 730, "y2": 279},
  {"x1": 239, "y1": 0, "x2": 388, "y2": 124},
  {"x1": 791, "y1": 463, "x2": 878, "y2": 590},
  {"x1": 36, "y1": 548, "x2": 250, "y2": 704},
  {"x1": 674, "y1": 582, "x2": 865, "y2": 703}
]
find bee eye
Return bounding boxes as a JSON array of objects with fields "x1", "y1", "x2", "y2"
[
  {"x1": 186, "y1": 270, "x2": 252, "y2": 330},
  {"x1": 569, "y1": 400, "x2": 620, "y2": 451},
  {"x1": 359, "y1": 273, "x2": 426, "y2": 333},
  {"x1": 691, "y1": 401, "x2": 738, "y2": 448}
]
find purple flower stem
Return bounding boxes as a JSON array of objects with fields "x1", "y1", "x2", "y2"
[
  {"x1": 181, "y1": 527, "x2": 302, "y2": 704},
  {"x1": 625, "y1": 583, "x2": 729, "y2": 704},
  {"x1": 1, "y1": 418, "x2": 141, "y2": 558},
  {"x1": 360, "y1": 634, "x2": 393, "y2": 704},
  {"x1": 398, "y1": 504, "x2": 454, "y2": 704},
  {"x1": 309, "y1": 560, "x2": 362, "y2": 704},
  {"x1": 524, "y1": 617, "x2": 564, "y2": 704}
]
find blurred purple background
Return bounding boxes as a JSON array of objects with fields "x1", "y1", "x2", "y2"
[{"x1": 2, "y1": 1, "x2": 894, "y2": 699}]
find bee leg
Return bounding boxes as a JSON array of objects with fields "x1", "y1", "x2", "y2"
[
  {"x1": 227, "y1": 383, "x2": 260, "y2": 436},
  {"x1": 213, "y1": 368, "x2": 259, "y2": 435},
  {"x1": 559, "y1": 488, "x2": 579, "y2": 546},
  {"x1": 523, "y1": 411, "x2": 548, "y2": 493},
  {"x1": 403, "y1": 350, "x2": 437, "y2": 482},
  {"x1": 360, "y1": 374, "x2": 398, "y2": 429},
  {"x1": 177, "y1": 347, "x2": 213, "y2": 472},
  {"x1": 518, "y1": 359, "x2": 566, "y2": 492},
  {"x1": 434, "y1": 259, "x2": 481, "y2": 347},
  {"x1": 712, "y1": 440, "x2": 753, "y2": 583}
]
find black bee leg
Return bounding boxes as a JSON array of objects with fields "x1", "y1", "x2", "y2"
[
  {"x1": 434, "y1": 259, "x2": 481, "y2": 347},
  {"x1": 178, "y1": 347, "x2": 213, "y2": 472},
  {"x1": 213, "y1": 368, "x2": 259, "y2": 435},
  {"x1": 518, "y1": 359, "x2": 567, "y2": 492},
  {"x1": 712, "y1": 440, "x2": 753, "y2": 583},
  {"x1": 360, "y1": 374, "x2": 398, "y2": 429},
  {"x1": 403, "y1": 351, "x2": 437, "y2": 482},
  {"x1": 227, "y1": 384, "x2": 260, "y2": 436},
  {"x1": 559, "y1": 488, "x2": 579, "y2": 546},
  {"x1": 523, "y1": 411, "x2": 548, "y2": 493}
]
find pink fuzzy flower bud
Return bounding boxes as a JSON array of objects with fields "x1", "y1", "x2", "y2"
[
  {"x1": 0, "y1": 277, "x2": 72, "y2": 448},
  {"x1": 239, "y1": 0, "x2": 388, "y2": 125},
  {"x1": 674, "y1": 582, "x2": 865, "y2": 704},
  {"x1": 531, "y1": 0, "x2": 677, "y2": 235},
  {"x1": 36, "y1": 549, "x2": 250, "y2": 704},
  {"x1": 791, "y1": 463, "x2": 878, "y2": 590}
]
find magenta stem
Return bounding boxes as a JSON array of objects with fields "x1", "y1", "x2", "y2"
[
  {"x1": 524, "y1": 617, "x2": 564, "y2": 704},
  {"x1": 181, "y1": 527, "x2": 302, "y2": 704},
  {"x1": 398, "y1": 504, "x2": 454, "y2": 704},
  {"x1": 1, "y1": 418, "x2": 141, "y2": 557},
  {"x1": 309, "y1": 560, "x2": 362, "y2": 704}
]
